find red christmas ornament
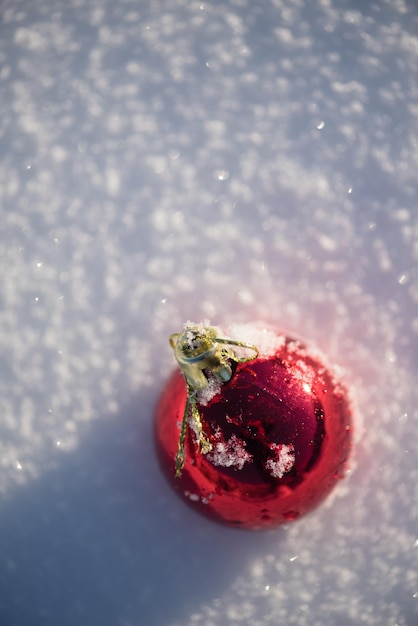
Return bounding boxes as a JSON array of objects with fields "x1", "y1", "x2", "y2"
[{"x1": 155, "y1": 322, "x2": 352, "y2": 529}]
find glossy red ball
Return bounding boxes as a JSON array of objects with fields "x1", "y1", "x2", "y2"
[{"x1": 155, "y1": 331, "x2": 352, "y2": 529}]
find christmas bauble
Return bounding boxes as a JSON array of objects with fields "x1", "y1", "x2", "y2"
[{"x1": 155, "y1": 324, "x2": 352, "y2": 529}]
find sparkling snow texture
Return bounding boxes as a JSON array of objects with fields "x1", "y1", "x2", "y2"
[
  {"x1": 0, "y1": 1, "x2": 417, "y2": 625},
  {"x1": 208, "y1": 433, "x2": 252, "y2": 470}
]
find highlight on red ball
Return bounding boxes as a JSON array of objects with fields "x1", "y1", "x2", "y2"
[{"x1": 154, "y1": 322, "x2": 352, "y2": 530}]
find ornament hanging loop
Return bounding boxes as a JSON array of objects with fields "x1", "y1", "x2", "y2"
[{"x1": 169, "y1": 322, "x2": 258, "y2": 476}]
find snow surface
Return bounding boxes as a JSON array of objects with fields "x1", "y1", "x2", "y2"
[{"x1": 0, "y1": 0, "x2": 418, "y2": 625}]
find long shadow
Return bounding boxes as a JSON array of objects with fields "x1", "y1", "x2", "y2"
[{"x1": 0, "y1": 388, "x2": 284, "y2": 626}]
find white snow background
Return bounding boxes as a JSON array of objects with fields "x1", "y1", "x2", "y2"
[{"x1": 0, "y1": 0, "x2": 417, "y2": 625}]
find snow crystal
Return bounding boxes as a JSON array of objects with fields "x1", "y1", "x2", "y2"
[
  {"x1": 226, "y1": 324, "x2": 286, "y2": 359},
  {"x1": 208, "y1": 434, "x2": 252, "y2": 470},
  {"x1": 265, "y1": 444, "x2": 295, "y2": 478},
  {"x1": 184, "y1": 491, "x2": 200, "y2": 502},
  {"x1": 196, "y1": 375, "x2": 222, "y2": 406},
  {"x1": 181, "y1": 320, "x2": 222, "y2": 350}
]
